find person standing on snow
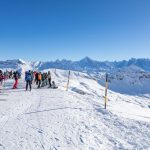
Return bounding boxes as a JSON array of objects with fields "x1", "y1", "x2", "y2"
[
  {"x1": 25, "y1": 70, "x2": 33, "y2": 91},
  {"x1": 0, "y1": 70, "x2": 3, "y2": 85},
  {"x1": 13, "y1": 71, "x2": 19, "y2": 89},
  {"x1": 37, "y1": 72, "x2": 42, "y2": 88},
  {"x1": 33, "y1": 71, "x2": 36, "y2": 84},
  {"x1": 31, "y1": 71, "x2": 34, "y2": 84},
  {"x1": 41, "y1": 73, "x2": 45, "y2": 87},
  {"x1": 35, "y1": 72, "x2": 39, "y2": 85},
  {"x1": 47, "y1": 71, "x2": 51, "y2": 88}
]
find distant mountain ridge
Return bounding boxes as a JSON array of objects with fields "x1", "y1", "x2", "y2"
[
  {"x1": 1, "y1": 57, "x2": 150, "y2": 94},
  {"x1": 0, "y1": 57, "x2": 150, "y2": 72},
  {"x1": 36, "y1": 57, "x2": 150, "y2": 72}
]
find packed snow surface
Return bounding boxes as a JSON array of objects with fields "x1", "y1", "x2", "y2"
[{"x1": 0, "y1": 69, "x2": 150, "y2": 150}]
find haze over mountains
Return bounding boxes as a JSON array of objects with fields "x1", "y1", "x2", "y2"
[{"x1": 0, "y1": 57, "x2": 150, "y2": 72}]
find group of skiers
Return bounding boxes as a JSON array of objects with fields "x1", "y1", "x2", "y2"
[
  {"x1": 25, "y1": 70, "x2": 57, "y2": 91},
  {"x1": 0, "y1": 70, "x2": 21, "y2": 89},
  {"x1": 0, "y1": 69, "x2": 57, "y2": 91},
  {"x1": 0, "y1": 70, "x2": 21, "y2": 80}
]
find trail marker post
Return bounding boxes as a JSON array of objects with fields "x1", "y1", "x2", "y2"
[
  {"x1": 104, "y1": 74, "x2": 108, "y2": 109},
  {"x1": 4, "y1": 74, "x2": 6, "y2": 90},
  {"x1": 66, "y1": 70, "x2": 71, "y2": 91},
  {"x1": 0, "y1": 82, "x2": 1, "y2": 93},
  {"x1": 3, "y1": 78, "x2": 5, "y2": 92}
]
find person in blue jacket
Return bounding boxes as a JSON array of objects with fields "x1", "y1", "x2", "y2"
[{"x1": 25, "y1": 70, "x2": 33, "y2": 91}]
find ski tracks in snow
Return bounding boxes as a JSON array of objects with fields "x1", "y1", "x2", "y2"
[{"x1": 0, "y1": 79, "x2": 150, "y2": 150}]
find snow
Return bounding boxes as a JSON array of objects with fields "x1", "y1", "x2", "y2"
[
  {"x1": 97, "y1": 67, "x2": 150, "y2": 95},
  {"x1": 0, "y1": 69, "x2": 150, "y2": 150}
]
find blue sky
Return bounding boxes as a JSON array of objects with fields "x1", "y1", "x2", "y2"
[{"x1": 0, "y1": 0, "x2": 150, "y2": 61}]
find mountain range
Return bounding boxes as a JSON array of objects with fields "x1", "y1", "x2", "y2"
[{"x1": 0, "y1": 57, "x2": 150, "y2": 73}]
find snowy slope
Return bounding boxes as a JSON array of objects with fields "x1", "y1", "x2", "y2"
[
  {"x1": 96, "y1": 65, "x2": 150, "y2": 95},
  {"x1": 0, "y1": 69, "x2": 150, "y2": 150}
]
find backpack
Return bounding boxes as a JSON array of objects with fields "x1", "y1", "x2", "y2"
[{"x1": 26, "y1": 72, "x2": 32, "y2": 81}]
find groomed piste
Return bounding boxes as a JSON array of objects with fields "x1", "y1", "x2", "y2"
[{"x1": 0, "y1": 69, "x2": 150, "y2": 150}]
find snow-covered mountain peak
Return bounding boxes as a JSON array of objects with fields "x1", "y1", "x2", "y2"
[
  {"x1": 80, "y1": 56, "x2": 94, "y2": 62},
  {"x1": 18, "y1": 58, "x2": 26, "y2": 64}
]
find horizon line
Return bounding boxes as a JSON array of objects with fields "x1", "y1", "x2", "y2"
[{"x1": 0, "y1": 57, "x2": 150, "y2": 63}]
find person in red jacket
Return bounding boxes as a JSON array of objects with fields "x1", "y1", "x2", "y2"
[{"x1": 13, "y1": 71, "x2": 19, "y2": 89}]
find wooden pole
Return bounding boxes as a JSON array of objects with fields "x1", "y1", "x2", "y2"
[
  {"x1": 104, "y1": 74, "x2": 108, "y2": 109},
  {"x1": 66, "y1": 70, "x2": 71, "y2": 91},
  {"x1": 4, "y1": 78, "x2": 5, "y2": 91}
]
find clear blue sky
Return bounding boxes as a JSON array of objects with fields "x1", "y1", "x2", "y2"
[{"x1": 0, "y1": 0, "x2": 150, "y2": 61}]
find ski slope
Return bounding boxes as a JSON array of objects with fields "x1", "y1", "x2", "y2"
[{"x1": 0, "y1": 69, "x2": 150, "y2": 150}]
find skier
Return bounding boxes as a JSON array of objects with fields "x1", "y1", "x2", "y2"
[
  {"x1": 47, "y1": 71, "x2": 51, "y2": 88},
  {"x1": 44, "y1": 73, "x2": 48, "y2": 86},
  {"x1": 10, "y1": 70, "x2": 13, "y2": 79},
  {"x1": 41, "y1": 73, "x2": 45, "y2": 87},
  {"x1": 25, "y1": 70, "x2": 33, "y2": 91},
  {"x1": 0, "y1": 70, "x2": 3, "y2": 92},
  {"x1": 13, "y1": 71, "x2": 19, "y2": 89},
  {"x1": 35, "y1": 72, "x2": 39, "y2": 85},
  {"x1": 33, "y1": 71, "x2": 36, "y2": 84},
  {"x1": 31, "y1": 71, "x2": 34, "y2": 84},
  {"x1": 0, "y1": 70, "x2": 3, "y2": 85},
  {"x1": 51, "y1": 81, "x2": 58, "y2": 89},
  {"x1": 37, "y1": 72, "x2": 42, "y2": 88}
]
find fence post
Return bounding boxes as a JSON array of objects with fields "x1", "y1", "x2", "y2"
[
  {"x1": 4, "y1": 78, "x2": 5, "y2": 91},
  {"x1": 0, "y1": 82, "x2": 1, "y2": 93},
  {"x1": 66, "y1": 70, "x2": 71, "y2": 91},
  {"x1": 104, "y1": 74, "x2": 108, "y2": 109}
]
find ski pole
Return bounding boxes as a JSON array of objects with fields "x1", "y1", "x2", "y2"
[
  {"x1": 66, "y1": 70, "x2": 71, "y2": 91},
  {"x1": 104, "y1": 74, "x2": 108, "y2": 109}
]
